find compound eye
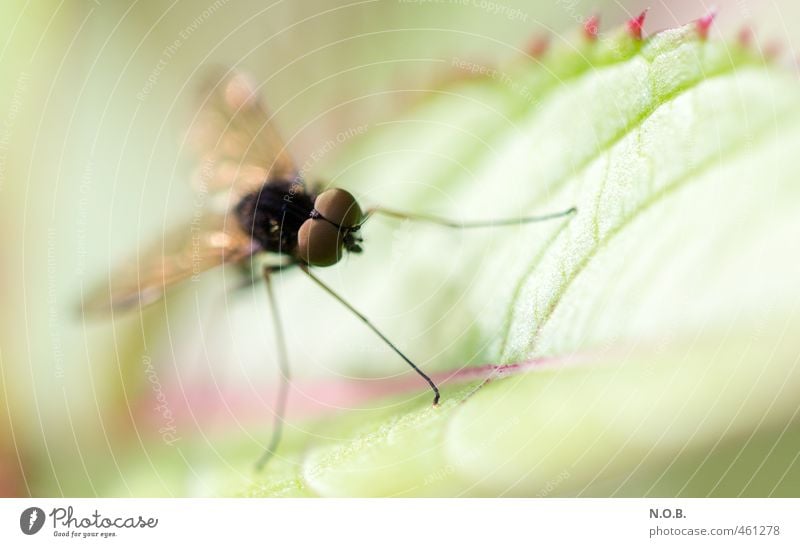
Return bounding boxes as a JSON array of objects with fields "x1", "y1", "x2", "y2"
[
  {"x1": 314, "y1": 188, "x2": 363, "y2": 228},
  {"x1": 296, "y1": 218, "x2": 344, "y2": 267}
]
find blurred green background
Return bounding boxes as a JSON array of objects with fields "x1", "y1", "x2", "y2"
[{"x1": 1, "y1": 0, "x2": 800, "y2": 497}]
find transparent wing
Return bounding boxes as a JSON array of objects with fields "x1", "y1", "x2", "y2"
[
  {"x1": 186, "y1": 67, "x2": 299, "y2": 200},
  {"x1": 80, "y1": 215, "x2": 257, "y2": 315},
  {"x1": 81, "y1": 69, "x2": 300, "y2": 316}
]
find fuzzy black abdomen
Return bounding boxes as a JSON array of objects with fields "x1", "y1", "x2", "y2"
[{"x1": 235, "y1": 179, "x2": 316, "y2": 255}]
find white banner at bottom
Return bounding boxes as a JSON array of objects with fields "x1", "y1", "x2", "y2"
[{"x1": 1, "y1": 498, "x2": 797, "y2": 546}]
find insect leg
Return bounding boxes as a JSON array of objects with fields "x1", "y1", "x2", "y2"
[
  {"x1": 299, "y1": 263, "x2": 440, "y2": 406},
  {"x1": 360, "y1": 205, "x2": 576, "y2": 229},
  {"x1": 255, "y1": 264, "x2": 293, "y2": 472}
]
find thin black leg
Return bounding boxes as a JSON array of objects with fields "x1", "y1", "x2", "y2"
[
  {"x1": 255, "y1": 265, "x2": 293, "y2": 472},
  {"x1": 361, "y1": 205, "x2": 577, "y2": 229},
  {"x1": 299, "y1": 263, "x2": 440, "y2": 406}
]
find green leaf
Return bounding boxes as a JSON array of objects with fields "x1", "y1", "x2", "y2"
[{"x1": 119, "y1": 20, "x2": 800, "y2": 496}]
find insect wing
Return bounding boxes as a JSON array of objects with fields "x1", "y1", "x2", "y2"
[
  {"x1": 80, "y1": 215, "x2": 256, "y2": 315},
  {"x1": 187, "y1": 68, "x2": 300, "y2": 200},
  {"x1": 81, "y1": 69, "x2": 301, "y2": 316}
]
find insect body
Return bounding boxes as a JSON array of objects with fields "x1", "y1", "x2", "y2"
[
  {"x1": 235, "y1": 180, "x2": 364, "y2": 265},
  {"x1": 82, "y1": 69, "x2": 575, "y2": 470}
]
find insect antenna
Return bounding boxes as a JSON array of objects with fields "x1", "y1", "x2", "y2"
[
  {"x1": 299, "y1": 263, "x2": 440, "y2": 406},
  {"x1": 255, "y1": 265, "x2": 292, "y2": 472},
  {"x1": 360, "y1": 205, "x2": 577, "y2": 229}
]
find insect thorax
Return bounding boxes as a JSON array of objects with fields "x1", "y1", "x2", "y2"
[{"x1": 235, "y1": 179, "x2": 316, "y2": 255}]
